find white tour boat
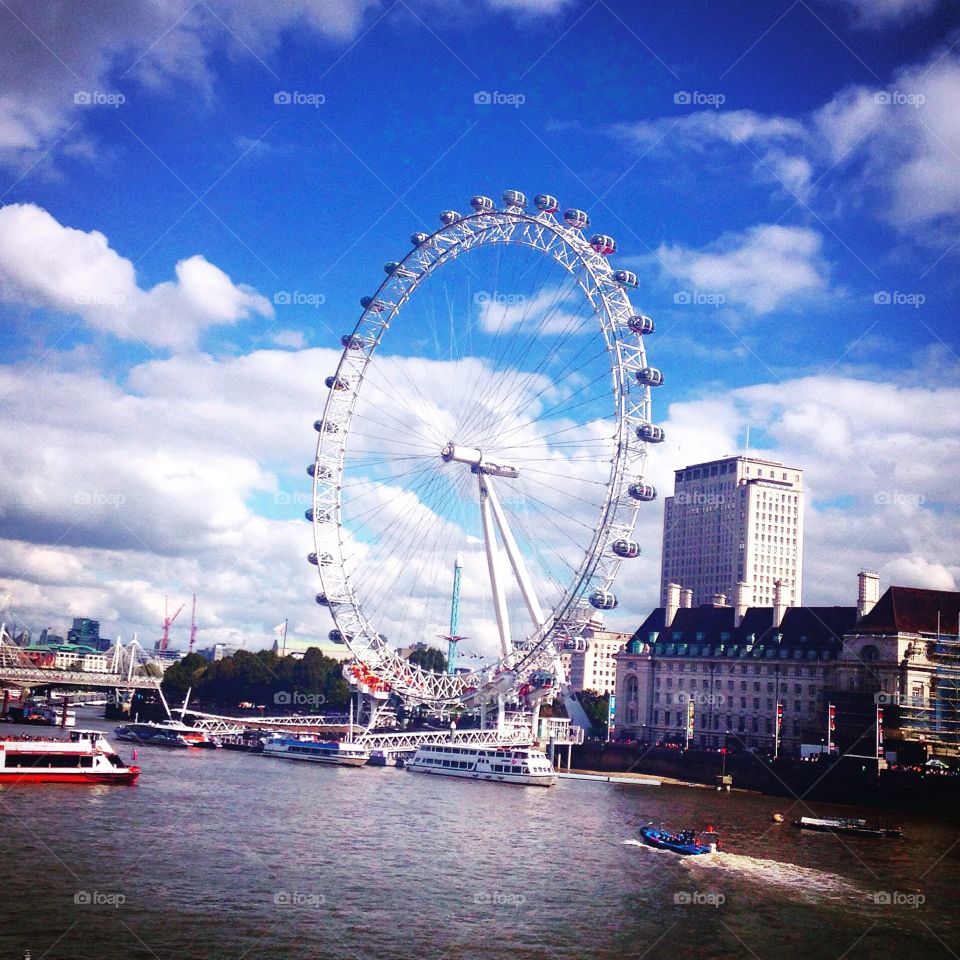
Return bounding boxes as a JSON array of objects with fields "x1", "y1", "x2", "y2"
[
  {"x1": 262, "y1": 736, "x2": 371, "y2": 767},
  {"x1": 406, "y1": 743, "x2": 557, "y2": 787},
  {"x1": 0, "y1": 729, "x2": 141, "y2": 784}
]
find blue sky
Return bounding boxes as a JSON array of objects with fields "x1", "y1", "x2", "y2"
[{"x1": 0, "y1": 0, "x2": 957, "y2": 653}]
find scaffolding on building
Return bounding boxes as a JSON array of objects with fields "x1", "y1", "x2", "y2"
[{"x1": 899, "y1": 616, "x2": 960, "y2": 750}]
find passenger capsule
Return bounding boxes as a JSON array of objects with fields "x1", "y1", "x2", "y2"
[
  {"x1": 470, "y1": 195, "x2": 495, "y2": 212},
  {"x1": 636, "y1": 422, "x2": 665, "y2": 443},
  {"x1": 614, "y1": 270, "x2": 638, "y2": 288},
  {"x1": 307, "y1": 552, "x2": 318, "y2": 565},
  {"x1": 307, "y1": 463, "x2": 332, "y2": 480},
  {"x1": 502, "y1": 189, "x2": 527, "y2": 208},
  {"x1": 534, "y1": 194, "x2": 560, "y2": 213},
  {"x1": 439, "y1": 210, "x2": 460, "y2": 226},
  {"x1": 311, "y1": 551, "x2": 333, "y2": 566},
  {"x1": 341, "y1": 334, "x2": 364, "y2": 350},
  {"x1": 636, "y1": 367, "x2": 664, "y2": 387},
  {"x1": 360, "y1": 296, "x2": 385, "y2": 313},
  {"x1": 628, "y1": 314, "x2": 655, "y2": 335},
  {"x1": 590, "y1": 589, "x2": 619, "y2": 610},
  {"x1": 590, "y1": 234, "x2": 617, "y2": 255},
  {"x1": 305, "y1": 508, "x2": 315, "y2": 522},
  {"x1": 313, "y1": 419, "x2": 340, "y2": 434},
  {"x1": 612, "y1": 538, "x2": 641, "y2": 559},
  {"x1": 628, "y1": 482, "x2": 657, "y2": 502},
  {"x1": 315, "y1": 593, "x2": 340, "y2": 608},
  {"x1": 410, "y1": 231, "x2": 431, "y2": 246},
  {"x1": 564, "y1": 208, "x2": 590, "y2": 230},
  {"x1": 325, "y1": 375, "x2": 349, "y2": 391},
  {"x1": 329, "y1": 629, "x2": 348, "y2": 644},
  {"x1": 384, "y1": 261, "x2": 401, "y2": 275}
]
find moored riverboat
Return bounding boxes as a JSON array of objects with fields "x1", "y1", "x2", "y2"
[
  {"x1": 406, "y1": 744, "x2": 557, "y2": 786},
  {"x1": 262, "y1": 735, "x2": 370, "y2": 767},
  {"x1": 794, "y1": 816, "x2": 902, "y2": 838}
]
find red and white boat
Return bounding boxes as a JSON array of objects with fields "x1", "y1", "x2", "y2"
[{"x1": 0, "y1": 729, "x2": 141, "y2": 784}]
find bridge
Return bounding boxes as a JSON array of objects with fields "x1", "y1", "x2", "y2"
[{"x1": 0, "y1": 635, "x2": 162, "y2": 691}]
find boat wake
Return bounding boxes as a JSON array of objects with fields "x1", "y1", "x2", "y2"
[
  {"x1": 687, "y1": 851, "x2": 865, "y2": 902},
  {"x1": 623, "y1": 841, "x2": 865, "y2": 903}
]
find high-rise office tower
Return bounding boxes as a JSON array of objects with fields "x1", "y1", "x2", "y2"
[{"x1": 659, "y1": 455, "x2": 804, "y2": 610}]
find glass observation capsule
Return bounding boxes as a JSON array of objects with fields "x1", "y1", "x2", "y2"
[
  {"x1": 360, "y1": 296, "x2": 385, "y2": 313},
  {"x1": 612, "y1": 538, "x2": 641, "y2": 558},
  {"x1": 636, "y1": 422, "x2": 665, "y2": 443},
  {"x1": 590, "y1": 234, "x2": 617, "y2": 255},
  {"x1": 564, "y1": 208, "x2": 590, "y2": 229},
  {"x1": 470, "y1": 195, "x2": 495, "y2": 212},
  {"x1": 502, "y1": 189, "x2": 527, "y2": 208},
  {"x1": 307, "y1": 463, "x2": 332, "y2": 480},
  {"x1": 590, "y1": 589, "x2": 619, "y2": 610},
  {"x1": 325, "y1": 375, "x2": 349, "y2": 391},
  {"x1": 613, "y1": 270, "x2": 638, "y2": 288},
  {"x1": 628, "y1": 314, "x2": 655, "y2": 335},
  {"x1": 534, "y1": 193, "x2": 560, "y2": 213},
  {"x1": 628, "y1": 482, "x2": 657, "y2": 502},
  {"x1": 341, "y1": 334, "x2": 364, "y2": 350},
  {"x1": 410, "y1": 232, "x2": 431, "y2": 246},
  {"x1": 636, "y1": 367, "x2": 664, "y2": 387},
  {"x1": 439, "y1": 210, "x2": 460, "y2": 225}
]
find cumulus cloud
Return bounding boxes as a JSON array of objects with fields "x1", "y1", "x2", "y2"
[
  {"x1": 614, "y1": 48, "x2": 960, "y2": 241},
  {"x1": 654, "y1": 224, "x2": 829, "y2": 313},
  {"x1": 0, "y1": 203, "x2": 272, "y2": 349},
  {"x1": 822, "y1": 0, "x2": 944, "y2": 27}
]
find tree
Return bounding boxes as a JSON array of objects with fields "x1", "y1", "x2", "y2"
[
  {"x1": 577, "y1": 690, "x2": 611, "y2": 737},
  {"x1": 408, "y1": 645, "x2": 447, "y2": 673}
]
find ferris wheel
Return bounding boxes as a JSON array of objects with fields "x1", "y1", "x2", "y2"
[{"x1": 307, "y1": 190, "x2": 663, "y2": 708}]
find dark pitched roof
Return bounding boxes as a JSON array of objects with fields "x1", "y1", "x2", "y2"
[
  {"x1": 853, "y1": 586, "x2": 960, "y2": 636},
  {"x1": 628, "y1": 603, "x2": 856, "y2": 658}
]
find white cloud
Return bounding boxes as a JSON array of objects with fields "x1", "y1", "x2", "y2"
[
  {"x1": 614, "y1": 49, "x2": 960, "y2": 240},
  {"x1": 823, "y1": 0, "x2": 943, "y2": 27},
  {"x1": 0, "y1": 203, "x2": 272, "y2": 349},
  {"x1": 654, "y1": 224, "x2": 829, "y2": 313}
]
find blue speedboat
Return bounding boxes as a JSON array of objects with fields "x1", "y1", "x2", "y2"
[{"x1": 639, "y1": 826, "x2": 718, "y2": 855}]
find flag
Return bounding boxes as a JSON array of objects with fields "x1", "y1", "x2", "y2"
[
  {"x1": 273, "y1": 623, "x2": 286, "y2": 635},
  {"x1": 132, "y1": 749, "x2": 138, "y2": 761}
]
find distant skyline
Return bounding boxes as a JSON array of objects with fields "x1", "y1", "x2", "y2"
[{"x1": 0, "y1": 0, "x2": 957, "y2": 653}]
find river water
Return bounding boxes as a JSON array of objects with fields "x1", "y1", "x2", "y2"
[{"x1": 1, "y1": 715, "x2": 958, "y2": 960}]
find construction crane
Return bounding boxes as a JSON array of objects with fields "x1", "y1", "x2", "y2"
[
  {"x1": 159, "y1": 596, "x2": 185, "y2": 654},
  {"x1": 188, "y1": 594, "x2": 198, "y2": 653}
]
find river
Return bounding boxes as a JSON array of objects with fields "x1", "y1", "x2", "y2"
[{"x1": 1, "y1": 715, "x2": 957, "y2": 960}]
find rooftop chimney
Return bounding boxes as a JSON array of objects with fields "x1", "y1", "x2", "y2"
[
  {"x1": 773, "y1": 579, "x2": 788, "y2": 628},
  {"x1": 858, "y1": 570, "x2": 880, "y2": 621},
  {"x1": 665, "y1": 582, "x2": 681, "y2": 627},
  {"x1": 680, "y1": 588, "x2": 693, "y2": 609},
  {"x1": 712, "y1": 593, "x2": 728, "y2": 608},
  {"x1": 735, "y1": 581, "x2": 749, "y2": 628}
]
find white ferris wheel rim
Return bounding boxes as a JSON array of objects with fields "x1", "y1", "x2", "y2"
[{"x1": 310, "y1": 193, "x2": 658, "y2": 706}]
